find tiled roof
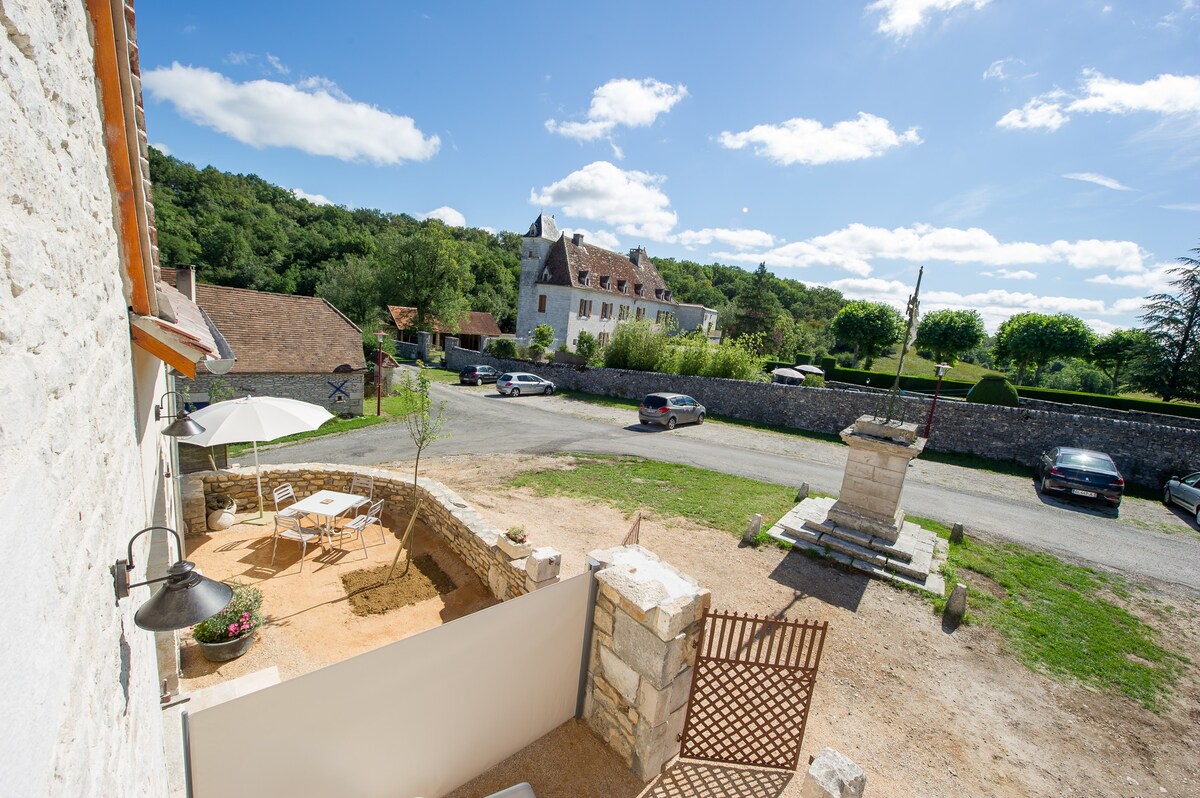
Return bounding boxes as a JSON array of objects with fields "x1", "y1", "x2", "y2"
[
  {"x1": 387, "y1": 306, "x2": 502, "y2": 337},
  {"x1": 540, "y1": 235, "x2": 671, "y2": 301},
  {"x1": 525, "y1": 213, "x2": 559, "y2": 240},
  {"x1": 160, "y1": 268, "x2": 365, "y2": 374}
]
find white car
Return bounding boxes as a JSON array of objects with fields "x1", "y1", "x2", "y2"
[
  {"x1": 1163, "y1": 472, "x2": 1200, "y2": 524},
  {"x1": 497, "y1": 372, "x2": 556, "y2": 397}
]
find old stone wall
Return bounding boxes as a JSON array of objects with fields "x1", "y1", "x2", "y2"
[
  {"x1": 445, "y1": 345, "x2": 1198, "y2": 487},
  {"x1": 183, "y1": 465, "x2": 560, "y2": 600},
  {"x1": 179, "y1": 372, "x2": 365, "y2": 415},
  {"x1": 0, "y1": 1, "x2": 171, "y2": 795}
]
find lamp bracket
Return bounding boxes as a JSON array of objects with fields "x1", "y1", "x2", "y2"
[{"x1": 112, "y1": 527, "x2": 186, "y2": 601}]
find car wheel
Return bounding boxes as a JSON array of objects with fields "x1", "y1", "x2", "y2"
[
  {"x1": 1195, "y1": 506, "x2": 1200, "y2": 526},
  {"x1": 666, "y1": 416, "x2": 677, "y2": 430},
  {"x1": 475, "y1": 377, "x2": 482, "y2": 386},
  {"x1": 1163, "y1": 487, "x2": 1173, "y2": 506},
  {"x1": 696, "y1": 412, "x2": 705, "y2": 424},
  {"x1": 510, "y1": 387, "x2": 521, "y2": 397},
  {"x1": 545, "y1": 385, "x2": 554, "y2": 395}
]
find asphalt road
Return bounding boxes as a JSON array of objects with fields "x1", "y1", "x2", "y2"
[{"x1": 258, "y1": 378, "x2": 1200, "y2": 592}]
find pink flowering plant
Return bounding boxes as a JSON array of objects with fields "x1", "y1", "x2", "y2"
[
  {"x1": 505, "y1": 526, "x2": 528, "y2": 544},
  {"x1": 191, "y1": 584, "x2": 263, "y2": 645}
]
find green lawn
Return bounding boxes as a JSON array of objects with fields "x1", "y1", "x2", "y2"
[
  {"x1": 228, "y1": 390, "x2": 422, "y2": 456},
  {"x1": 510, "y1": 455, "x2": 1186, "y2": 711},
  {"x1": 868, "y1": 352, "x2": 998, "y2": 382}
]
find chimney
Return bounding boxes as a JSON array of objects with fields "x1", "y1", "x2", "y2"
[
  {"x1": 177, "y1": 265, "x2": 197, "y2": 300},
  {"x1": 572, "y1": 233, "x2": 584, "y2": 246},
  {"x1": 629, "y1": 248, "x2": 639, "y2": 264}
]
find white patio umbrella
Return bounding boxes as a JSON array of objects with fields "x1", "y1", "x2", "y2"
[
  {"x1": 796, "y1": 364, "x2": 825, "y2": 376},
  {"x1": 772, "y1": 367, "x2": 804, "y2": 382},
  {"x1": 181, "y1": 396, "x2": 334, "y2": 519}
]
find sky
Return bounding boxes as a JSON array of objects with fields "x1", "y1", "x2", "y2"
[{"x1": 136, "y1": 1, "x2": 1200, "y2": 334}]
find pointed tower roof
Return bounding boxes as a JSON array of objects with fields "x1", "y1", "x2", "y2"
[{"x1": 525, "y1": 213, "x2": 559, "y2": 240}]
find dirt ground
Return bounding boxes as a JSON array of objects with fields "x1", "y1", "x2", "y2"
[{"x1": 418, "y1": 454, "x2": 1200, "y2": 798}]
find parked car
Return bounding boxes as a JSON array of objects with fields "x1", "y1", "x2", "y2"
[
  {"x1": 1034, "y1": 447, "x2": 1125, "y2": 509},
  {"x1": 638, "y1": 393, "x2": 705, "y2": 430},
  {"x1": 459, "y1": 365, "x2": 499, "y2": 386},
  {"x1": 497, "y1": 372, "x2": 555, "y2": 397},
  {"x1": 1162, "y1": 472, "x2": 1200, "y2": 524}
]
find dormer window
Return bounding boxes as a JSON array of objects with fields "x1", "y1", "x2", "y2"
[
  {"x1": 634, "y1": 283, "x2": 645, "y2": 297},
  {"x1": 599, "y1": 275, "x2": 611, "y2": 290},
  {"x1": 540, "y1": 267, "x2": 551, "y2": 281},
  {"x1": 655, "y1": 288, "x2": 665, "y2": 300},
  {"x1": 617, "y1": 279, "x2": 627, "y2": 294},
  {"x1": 579, "y1": 270, "x2": 590, "y2": 287}
]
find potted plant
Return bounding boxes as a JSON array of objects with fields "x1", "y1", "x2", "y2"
[
  {"x1": 497, "y1": 525, "x2": 532, "y2": 559},
  {"x1": 206, "y1": 492, "x2": 237, "y2": 531},
  {"x1": 191, "y1": 584, "x2": 263, "y2": 662}
]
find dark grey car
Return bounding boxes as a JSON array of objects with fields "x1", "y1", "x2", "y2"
[
  {"x1": 1034, "y1": 447, "x2": 1125, "y2": 509},
  {"x1": 638, "y1": 393, "x2": 705, "y2": 430},
  {"x1": 1163, "y1": 472, "x2": 1200, "y2": 524}
]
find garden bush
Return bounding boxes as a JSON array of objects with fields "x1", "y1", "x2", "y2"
[
  {"x1": 967, "y1": 375, "x2": 1020, "y2": 406},
  {"x1": 485, "y1": 338, "x2": 517, "y2": 359}
]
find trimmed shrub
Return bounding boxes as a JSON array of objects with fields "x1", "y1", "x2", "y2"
[
  {"x1": 486, "y1": 338, "x2": 517, "y2": 359},
  {"x1": 967, "y1": 375, "x2": 1020, "y2": 407}
]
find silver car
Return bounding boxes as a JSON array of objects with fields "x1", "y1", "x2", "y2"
[
  {"x1": 1163, "y1": 472, "x2": 1200, "y2": 524},
  {"x1": 638, "y1": 393, "x2": 705, "y2": 430},
  {"x1": 497, "y1": 372, "x2": 555, "y2": 397}
]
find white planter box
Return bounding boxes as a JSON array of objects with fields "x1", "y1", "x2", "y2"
[{"x1": 497, "y1": 534, "x2": 532, "y2": 559}]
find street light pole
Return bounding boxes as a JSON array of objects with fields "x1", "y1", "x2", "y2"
[
  {"x1": 375, "y1": 330, "x2": 385, "y2": 417},
  {"x1": 923, "y1": 363, "x2": 951, "y2": 439}
]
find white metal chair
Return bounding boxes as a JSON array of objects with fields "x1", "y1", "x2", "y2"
[
  {"x1": 343, "y1": 498, "x2": 386, "y2": 548},
  {"x1": 271, "y1": 514, "x2": 324, "y2": 572},
  {"x1": 342, "y1": 474, "x2": 374, "y2": 522},
  {"x1": 272, "y1": 483, "x2": 304, "y2": 519}
]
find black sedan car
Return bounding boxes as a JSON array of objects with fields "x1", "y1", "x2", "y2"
[
  {"x1": 1034, "y1": 447, "x2": 1125, "y2": 509},
  {"x1": 459, "y1": 365, "x2": 499, "y2": 385}
]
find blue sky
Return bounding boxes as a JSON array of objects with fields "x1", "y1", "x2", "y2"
[{"x1": 137, "y1": 1, "x2": 1200, "y2": 333}]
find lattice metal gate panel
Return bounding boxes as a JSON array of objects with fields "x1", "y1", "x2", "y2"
[{"x1": 678, "y1": 611, "x2": 828, "y2": 771}]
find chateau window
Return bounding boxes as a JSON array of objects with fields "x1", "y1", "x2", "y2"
[
  {"x1": 598, "y1": 332, "x2": 610, "y2": 347},
  {"x1": 578, "y1": 299, "x2": 592, "y2": 318},
  {"x1": 618, "y1": 305, "x2": 630, "y2": 321},
  {"x1": 579, "y1": 271, "x2": 590, "y2": 287},
  {"x1": 634, "y1": 283, "x2": 645, "y2": 297},
  {"x1": 600, "y1": 275, "x2": 611, "y2": 290},
  {"x1": 617, "y1": 279, "x2": 627, "y2": 294},
  {"x1": 538, "y1": 295, "x2": 547, "y2": 313},
  {"x1": 635, "y1": 307, "x2": 645, "y2": 321}
]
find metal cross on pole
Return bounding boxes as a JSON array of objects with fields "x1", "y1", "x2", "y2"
[{"x1": 875, "y1": 266, "x2": 923, "y2": 424}]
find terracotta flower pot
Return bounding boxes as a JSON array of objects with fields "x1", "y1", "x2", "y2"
[{"x1": 196, "y1": 632, "x2": 257, "y2": 663}]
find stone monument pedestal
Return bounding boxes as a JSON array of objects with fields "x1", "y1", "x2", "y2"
[{"x1": 826, "y1": 416, "x2": 925, "y2": 544}]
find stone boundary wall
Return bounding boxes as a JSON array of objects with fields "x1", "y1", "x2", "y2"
[
  {"x1": 444, "y1": 343, "x2": 1198, "y2": 487},
  {"x1": 182, "y1": 464, "x2": 561, "y2": 600}
]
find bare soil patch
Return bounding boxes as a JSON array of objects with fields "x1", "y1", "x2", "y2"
[
  {"x1": 412, "y1": 453, "x2": 1200, "y2": 798},
  {"x1": 342, "y1": 555, "x2": 457, "y2": 616}
]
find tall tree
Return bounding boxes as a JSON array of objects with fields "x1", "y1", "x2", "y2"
[
  {"x1": 830, "y1": 300, "x2": 905, "y2": 369},
  {"x1": 915, "y1": 309, "x2": 985, "y2": 364},
  {"x1": 315, "y1": 255, "x2": 382, "y2": 327},
  {"x1": 991, "y1": 312, "x2": 1096, "y2": 385},
  {"x1": 1089, "y1": 328, "x2": 1152, "y2": 394},
  {"x1": 1132, "y1": 245, "x2": 1200, "y2": 401},
  {"x1": 378, "y1": 220, "x2": 474, "y2": 331},
  {"x1": 723, "y1": 263, "x2": 784, "y2": 343}
]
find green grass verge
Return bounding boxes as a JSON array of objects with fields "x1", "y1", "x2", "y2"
[
  {"x1": 510, "y1": 457, "x2": 1186, "y2": 712},
  {"x1": 507, "y1": 454, "x2": 800, "y2": 535},
  {"x1": 907, "y1": 516, "x2": 1187, "y2": 711}
]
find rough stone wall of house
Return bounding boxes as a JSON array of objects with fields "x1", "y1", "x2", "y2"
[
  {"x1": 0, "y1": 1, "x2": 169, "y2": 795},
  {"x1": 515, "y1": 233, "x2": 556, "y2": 341},
  {"x1": 583, "y1": 546, "x2": 710, "y2": 781},
  {"x1": 443, "y1": 346, "x2": 1198, "y2": 486},
  {"x1": 178, "y1": 372, "x2": 365, "y2": 415},
  {"x1": 185, "y1": 465, "x2": 561, "y2": 599}
]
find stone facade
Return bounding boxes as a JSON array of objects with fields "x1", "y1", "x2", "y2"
[
  {"x1": 582, "y1": 546, "x2": 711, "y2": 781},
  {"x1": 444, "y1": 344, "x2": 1199, "y2": 488},
  {"x1": 182, "y1": 464, "x2": 561, "y2": 600},
  {"x1": 1, "y1": 0, "x2": 174, "y2": 794},
  {"x1": 179, "y1": 372, "x2": 365, "y2": 416}
]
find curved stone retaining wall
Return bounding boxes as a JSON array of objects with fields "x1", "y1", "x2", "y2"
[
  {"x1": 445, "y1": 343, "x2": 1198, "y2": 487},
  {"x1": 182, "y1": 464, "x2": 560, "y2": 601}
]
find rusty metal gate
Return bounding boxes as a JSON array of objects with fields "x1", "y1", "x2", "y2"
[{"x1": 678, "y1": 611, "x2": 828, "y2": 771}]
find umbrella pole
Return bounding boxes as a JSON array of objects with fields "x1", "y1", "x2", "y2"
[{"x1": 243, "y1": 441, "x2": 272, "y2": 525}]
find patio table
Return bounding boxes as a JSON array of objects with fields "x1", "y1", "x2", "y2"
[{"x1": 288, "y1": 490, "x2": 367, "y2": 550}]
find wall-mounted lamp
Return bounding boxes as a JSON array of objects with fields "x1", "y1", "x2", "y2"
[
  {"x1": 154, "y1": 390, "x2": 206, "y2": 437},
  {"x1": 112, "y1": 527, "x2": 233, "y2": 631}
]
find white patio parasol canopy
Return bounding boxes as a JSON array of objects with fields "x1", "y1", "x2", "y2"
[
  {"x1": 795, "y1": 364, "x2": 825, "y2": 376},
  {"x1": 181, "y1": 396, "x2": 334, "y2": 518}
]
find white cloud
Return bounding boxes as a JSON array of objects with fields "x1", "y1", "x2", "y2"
[
  {"x1": 674, "y1": 228, "x2": 777, "y2": 250},
  {"x1": 718, "y1": 113, "x2": 921, "y2": 165},
  {"x1": 142, "y1": 64, "x2": 439, "y2": 164},
  {"x1": 711, "y1": 222, "x2": 1145, "y2": 276},
  {"x1": 563, "y1": 227, "x2": 622, "y2": 251},
  {"x1": 983, "y1": 58, "x2": 1021, "y2": 80},
  {"x1": 546, "y1": 78, "x2": 688, "y2": 149},
  {"x1": 996, "y1": 97, "x2": 1069, "y2": 131},
  {"x1": 151, "y1": 142, "x2": 171, "y2": 155},
  {"x1": 530, "y1": 161, "x2": 678, "y2": 239},
  {"x1": 1000, "y1": 70, "x2": 1200, "y2": 131},
  {"x1": 265, "y1": 54, "x2": 289, "y2": 75},
  {"x1": 1162, "y1": 202, "x2": 1200, "y2": 211},
  {"x1": 980, "y1": 268, "x2": 1038, "y2": 280},
  {"x1": 868, "y1": 0, "x2": 990, "y2": 39},
  {"x1": 291, "y1": 187, "x2": 331, "y2": 205},
  {"x1": 1086, "y1": 262, "x2": 1175, "y2": 290},
  {"x1": 421, "y1": 206, "x2": 466, "y2": 227},
  {"x1": 1062, "y1": 172, "x2": 1134, "y2": 191}
]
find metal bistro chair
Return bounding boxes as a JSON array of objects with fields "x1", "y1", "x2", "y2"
[
  {"x1": 345, "y1": 474, "x2": 374, "y2": 518},
  {"x1": 272, "y1": 483, "x2": 304, "y2": 519},
  {"x1": 271, "y1": 514, "x2": 324, "y2": 572},
  {"x1": 344, "y1": 498, "x2": 386, "y2": 548}
]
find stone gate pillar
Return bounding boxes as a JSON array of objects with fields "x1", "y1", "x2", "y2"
[{"x1": 826, "y1": 416, "x2": 925, "y2": 544}]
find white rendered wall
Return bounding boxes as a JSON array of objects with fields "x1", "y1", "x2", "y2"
[{"x1": 0, "y1": 2, "x2": 172, "y2": 795}]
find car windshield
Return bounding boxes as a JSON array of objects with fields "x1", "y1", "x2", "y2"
[
  {"x1": 1059, "y1": 452, "x2": 1117, "y2": 473},
  {"x1": 642, "y1": 395, "x2": 668, "y2": 409}
]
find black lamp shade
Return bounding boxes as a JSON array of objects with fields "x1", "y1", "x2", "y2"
[
  {"x1": 133, "y1": 561, "x2": 233, "y2": 631},
  {"x1": 163, "y1": 413, "x2": 206, "y2": 437}
]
